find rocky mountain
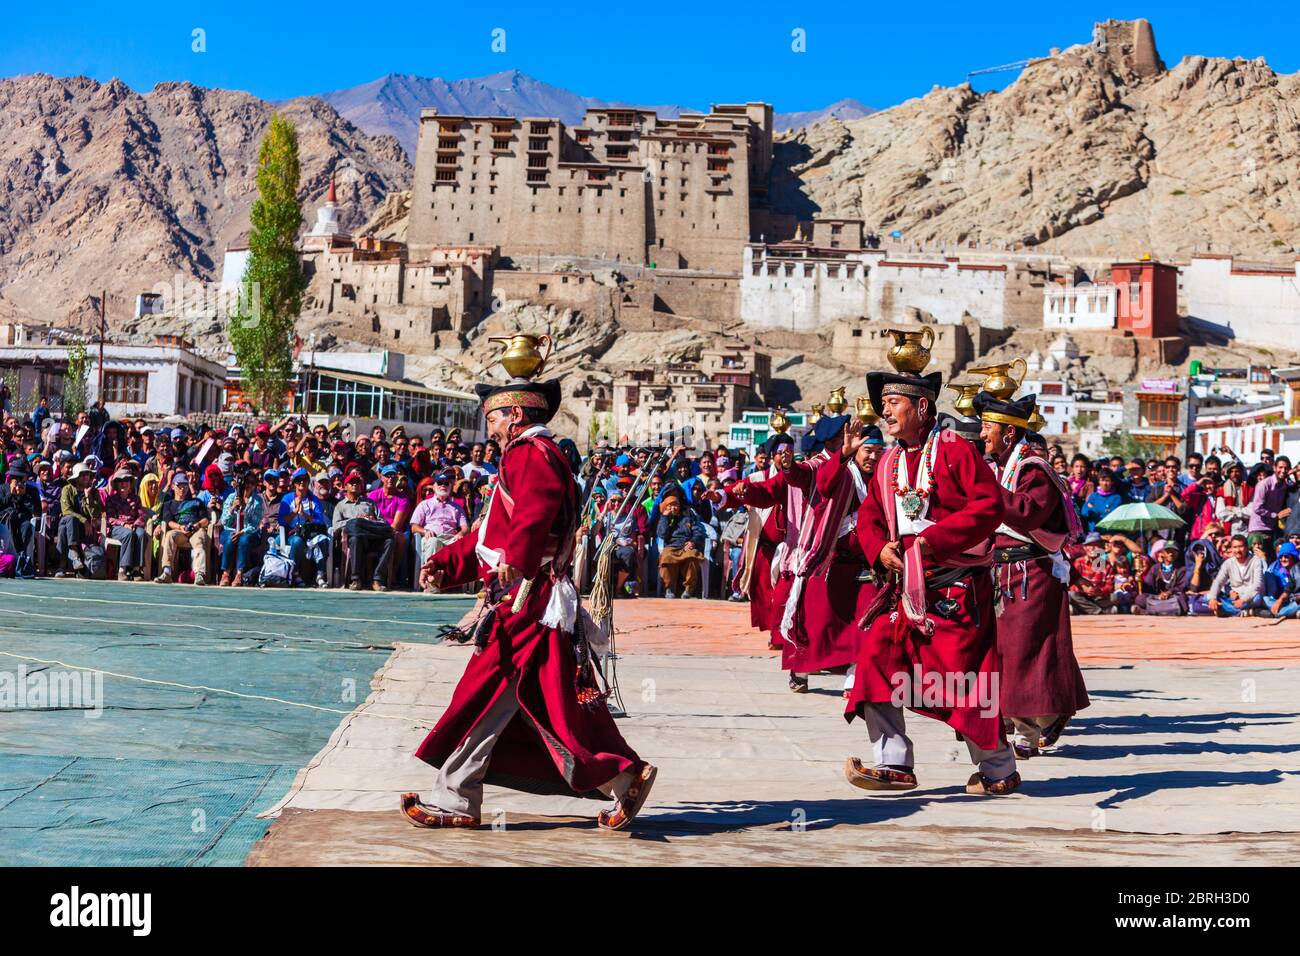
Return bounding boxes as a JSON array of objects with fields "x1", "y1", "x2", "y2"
[
  {"x1": 772, "y1": 23, "x2": 1300, "y2": 260},
  {"x1": 772, "y1": 98, "x2": 875, "y2": 133},
  {"x1": 316, "y1": 70, "x2": 875, "y2": 159},
  {"x1": 0, "y1": 74, "x2": 412, "y2": 330}
]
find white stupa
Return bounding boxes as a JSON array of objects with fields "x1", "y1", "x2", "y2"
[{"x1": 304, "y1": 173, "x2": 351, "y2": 250}]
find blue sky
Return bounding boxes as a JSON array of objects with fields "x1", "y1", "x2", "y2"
[{"x1": 1, "y1": 2, "x2": 1296, "y2": 112}]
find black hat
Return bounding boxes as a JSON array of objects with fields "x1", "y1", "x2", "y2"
[
  {"x1": 474, "y1": 378, "x2": 563, "y2": 423},
  {"x1": 4, "y1": 457, "x2": 30, "y2": 480},
  {"x1": 972, "y1": 392, "x2": 1037, "y2": 429},
  {"x1": 763, "y1": 432, "x2": 795, "y2": 456},
  {"x1": 800, "y1": 413, "x2": 851, "y2": 455},
  {"x1": 866, "y1": 370, "x2": 944, "y2": 417},
  {"x1": 862, "y1": 425, "x2": 885, "y2": 446}
]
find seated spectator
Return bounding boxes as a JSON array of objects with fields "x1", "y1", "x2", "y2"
[
  {"x1": 104, "y1": 468, "x2": 150, "y2": 581},
  {"x1": 1069, "y1": 532, "x2": 1115, "y2": 614},
  {"x1": 1134, "y1": 540, "x2": 1189, "y2": 615},
  {"x1": 1106, "y1": 536, "x2": 1137, "y2": 613},
  {"x1": 217, "y1": 471, "x2": 260, "y2": 587},
  {"x1": 1266, "y1": 542, "x2": 1300, "y2": 619},
  {"x1": 333, "y1": 470, "x2": 397, "y2": 591},
  {"x1": 601, "y1": 488, "x2": 647, "y2": 598},
  {"x1": 368, "y1": 464, "x2": 413, "y2": 589},
  {"x1": 279, "y1": 468, "x2": 332, "y2": 588},
  {"x1": 1209, "y1": 534, "x2": 1266, "y2": 617},
  {"x1": 154, "y1": 472, "x2": 212, "y2": 585},
  {"x1": 56, "y1": 461, "x2": 105, "y2": 578},
  {"x1": 655, "y1": 486, "x2": 704, "y2": 599},
  {"x1": 410, "y1": 470, "x2": 469, "y2": 570},
  {"x1": 0, "y1": 457, "x2": 40, "y2": 577}
]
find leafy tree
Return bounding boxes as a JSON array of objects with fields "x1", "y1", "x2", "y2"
[
  {"x1": 63, "y1": 340, "x2": 90, "y2": 415},
  {"x1": 1099, "y1": 429, "x2": 1159, "y2": 463},
  {"x1": 229, "y1": 114, "x2": 304, "y2": 414}
]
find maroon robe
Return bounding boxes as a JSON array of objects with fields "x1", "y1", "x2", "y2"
[
  {"x1": 994, "y1": 463, "x2": 1091, "y2": 718},
  {"x1": 780, "y1": 450, "x2": 876, "y2": 673},
  {"x1": 414, "y1": 431, "x2": 640, "y2": 799},
  {"x1": 724, "y1": 463, "x2": 815, "y2": 656},
  {"x1": 845, "y1": 429, "x2": 1006, "y2": 751}
]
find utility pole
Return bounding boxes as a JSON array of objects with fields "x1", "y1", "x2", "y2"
[{"x1": 98, "y1": 289, "x2": 106, "y2": 404}]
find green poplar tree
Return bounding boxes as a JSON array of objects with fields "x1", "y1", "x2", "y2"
[{"x1": 229, "y1": 114, "x2": 304, "y2": 414}]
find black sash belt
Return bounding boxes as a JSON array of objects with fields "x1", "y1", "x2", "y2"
[
  {"x1": 993, "y1": 543, "x2": 1050, "y2": 564},
  {"x1": 923, "y1": 564, "x2": 982, "y2": 590}
]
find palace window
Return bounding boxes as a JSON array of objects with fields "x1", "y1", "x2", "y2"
[{"x1": 103, "y1": 371, "x2": 148, "y2": 404}]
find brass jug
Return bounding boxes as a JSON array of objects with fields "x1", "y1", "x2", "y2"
[
  {"x1": 826, "y1": 386, "x2": 848, "y2": 416},
  {"x1": 769, "y1": 409, "x2": 791, "y2": 434},
  {"x1": 488, "y1": 332, "x2": 553, "y2": 380},
  {"x1": 947, "y1": 382, "x2": 981, "y2": 419},
  {"x1": 886, "y1": 327, "x2": 936, "y2": 374},
  {"x1": 855, "y1": 394, "x2": 879, "y2": 426},
  {"x1": 968, "y1": 358, "x2": 1026, "y2": 400},
  {"x1": 809, "y1": 403, "x2": 824, "y2": 426},
  {"x1": 1028, "y1": 409, "x2": 1047, "y2": 433}
]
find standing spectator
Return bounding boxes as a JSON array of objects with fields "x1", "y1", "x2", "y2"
[
  {"x1": 1067, "y1": 455, "x2": 1095, "y2": 510},
  {"x1": 368, "y1": 464, "x2": 413, "y2": 589},
  {"x1": 154, "y1": 473, "x2": 212, "y2": 585},
  {"x1": 1125, "y1": 459, "x2": 1152, "y2": 502},
  {"x1": 1081, "y1": 470, "x2": 1124, "y2": 532},
  {"x1": 1247, "y1": 456, "x2": 1291, "y2": 560},
  {"x1": 104, "y1": 468, "x2": 150, "y2": 580},
  {"x1": 1209, "y1": 534, "x2": 1266, "y2": 617},
  {"x1": 1216, "y1": 461, "x2": 1253, "y2": 535}
]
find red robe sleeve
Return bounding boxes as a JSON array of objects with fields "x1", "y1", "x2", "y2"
[
  {"x1": 815, "y1": 450, "x2": 850, "y2": 498},
  {"x1": 1000, "y1": 466, "x2": 1064, "y2": 535},
  {"x1": 502, "y1": 440, "x2": 570, "y2": 579},
  {"x1": 916, "y1": 437, "x2": 1004, "y2": 563},
  {"x1": 730, "y1": 469, "x2": 789, "y2": 509},
  {"x1": 426, "y1": 532, "x2": 480, "y2": 589}
]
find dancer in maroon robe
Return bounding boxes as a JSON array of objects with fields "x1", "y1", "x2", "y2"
[
  {"x1": 775, "y1": 417, "x2": 885, "y2": 681},
  {"x1": 843, "y1": 365, "x2": 1021, "y2": 796},
  {"x1": 401, "y1": 372, "x2": 656, "y2": 830},
  {"x1": 975, "y1": 392, "x2": 1090, "y2": 758},
  {"x1": 732, "y1": 432, "x2": 796, "y2": 648}
]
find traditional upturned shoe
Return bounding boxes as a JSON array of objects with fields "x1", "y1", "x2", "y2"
[
  {"x1": 844, "y1": 757, "x2": 918, "y2": 792},
  {"x1": 1013, "y1": 741, "x2": 1040, "y2": 760},
  {"x1": 965, "y1": 771, "x2": 1023, "y2": 796},
  {"x1": 399, "y1": 792, "x2": 479, "y2": 828},
  {"x1": 1040, "y1": 715, "x2": 1072, "y2": 749},
  {"x1": 789, "y1": 674, "x2": 809, "y2": 694},
  {"x1": 597, "y1": 762, "x2": 658, "y2": 831}
]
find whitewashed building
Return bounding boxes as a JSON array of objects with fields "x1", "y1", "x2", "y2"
[
  {"x1": 1183, "y1": 254, "x2": 1300, "y2": 346},
  {"x1": 1042, "y1": 280, "x2": 1117, "y2": 330}
]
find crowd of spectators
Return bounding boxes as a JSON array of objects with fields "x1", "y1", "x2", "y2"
[
  {"x1": 0, "y1": 401, "x2": 493, "y2": 591},
  {"x1": 1053, "y1": 445, "x2": 1300, "y2": 617}
]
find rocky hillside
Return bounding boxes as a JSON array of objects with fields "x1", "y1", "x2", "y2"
[
  {"x1": 0, "y1": 74, "x2": 411, "y2": 330},
  {"x1": 772, "y1": 26, "x2": 1300, "y2": 259}
]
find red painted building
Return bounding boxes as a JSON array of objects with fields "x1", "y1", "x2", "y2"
[{"x1": 1111, "y1": 260, "x2": 1179, "y2": 338}]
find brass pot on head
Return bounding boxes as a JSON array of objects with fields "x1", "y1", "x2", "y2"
[
  {"x1": 886, "y1": 326, "x2": 936, "y2": 374},
  {"x1": 825, "y1": 386, "x2": 848, "y2": 416},
  {"x1": 968, "y1": 357, "x2": 1027, "y2": 400},
  {"x1": 769, "y1": 409, "x2": 791, "y2": 434},
  {"x1": 1028, "y1": 409, "x2": 1047, "y2": 433},
  {"x1": 947, "y1": 382, "x2": 981, "y2": 419},
  {"x1": 487, "y1": 333, "x2": 553, "y2": 380},
  {"x1": 855, "y1": 394, "x2": 879, "y2": 426},
  {"x1": 809, "y1": 403, "x2": 824, "y2": 426}
]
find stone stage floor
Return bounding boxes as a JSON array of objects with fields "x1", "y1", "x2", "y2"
[{"x1": 248, "y1": 599, "x2": 1300, "y2": 866}]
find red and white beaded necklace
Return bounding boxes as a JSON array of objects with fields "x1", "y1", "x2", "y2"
[{"x1": 892, "y1": 427, "x2": 939, "y2": 520}]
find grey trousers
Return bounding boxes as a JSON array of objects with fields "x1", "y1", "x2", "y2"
[
  {"x1": 110, "y1": 524, "x2": 149, "y2": 569},
  {"x1": 861, "y1": 701, "x2": 1017, "y2": 781},
  {"x1": 1010, "y1": 714, "x2": 1059, "y2": 750},
  {"x1": 427, "y1": 678, "x2": 633, "y2": 818}
]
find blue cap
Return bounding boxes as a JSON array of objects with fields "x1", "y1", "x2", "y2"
[
  {"x1": 801, "y1": 414, "x2": 851, "y2": 454},
  {"x1": 863, "y1": 425, "x2": 885, "y2": 446},
  {"x1": 380, "y1": 464, "x2": 400, "y2": 476},
  {"x1": 262, "y1": 468, "x2": 280, "y2": 481},
  {"x1": 615, "y1": 454, "x2": 631, "y2": 467},
  {"x1": 1280, "y1": 542, "x2": 1300, "y2": 560},
  {"x1": 170, "y1": 428, "x2": 185, "y2": 440},
  {"x1": 434, "y1": 470, "x2": 453, "y2": 483},
  {"x1": 291, "y1": 467, "x2": 310, "y2": 482}
]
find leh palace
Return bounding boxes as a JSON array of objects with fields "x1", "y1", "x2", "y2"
[{"x1": 6, "y1": 16, "x2": 1300, "y2": 458}]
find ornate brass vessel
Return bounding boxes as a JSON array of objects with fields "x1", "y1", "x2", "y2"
[
  {"x1": 947, "y1": 382, "x2": 981, "y2": 418},
  {"x1": 886, "y1": 327, "x2": 936, "y2": 374},
  {"x1": 488, "y1": 332, "x2": 553, "y2": 380},
  {"x1": 769, "y1": 409, "x2": 791, "y2": 434},
  {"x1": 968, "y1": 358, "x2": 1027, "y2": 400},
  {"x1": 809, "y1": 403, "x2": 824, "y2": 426},
  {"x1": 855, "y1": 394, "x2": 879, "y2": 426},
  {"x1": 825, "y1": 386, "x2": 848, "y2": 416},
  {"x1": 1028, "y1": 409, "x2": 1047, "y2": 433}
]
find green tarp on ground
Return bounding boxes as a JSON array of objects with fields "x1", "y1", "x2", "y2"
[{"x1": 0, "y1": 578, "x2": 473, "y2": 866}]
